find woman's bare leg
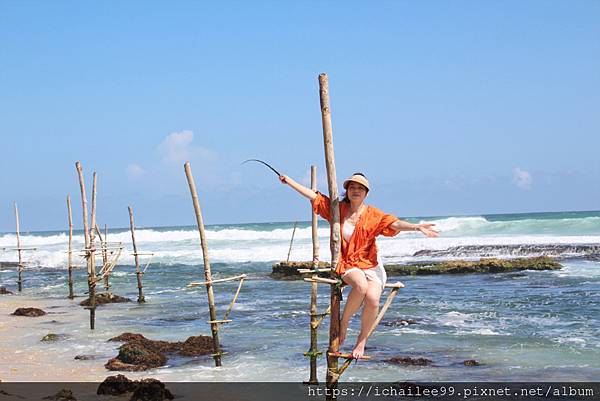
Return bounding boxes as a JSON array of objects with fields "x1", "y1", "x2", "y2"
[
  {"x1": 339, "y1": 270, "x2": 368, "y2": 347},
  {"x1": 352, "y1": 280, "x2": 382, "y2": 359}
]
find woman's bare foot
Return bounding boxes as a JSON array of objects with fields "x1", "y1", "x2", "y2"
[{"x1": 352, "y1": 340, "x2": 366, "y2": 359}]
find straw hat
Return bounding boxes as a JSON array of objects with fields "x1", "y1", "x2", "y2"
[{"x1": 343, "y1": 173, "x2": 370, "y2": 192}]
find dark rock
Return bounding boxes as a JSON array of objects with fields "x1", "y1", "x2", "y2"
[
  {"x1": 463, "y1": 359, "x2": 480, "y2": 366},
  {"x1": 12, "y1": 307, "x2": 46, "y2": 317},
  {"x1": 80, "y1": 293, "x2": 131, "y2": 306},
  {"x1": 106, "y1": 333, "x2": 213, "y2": 371},
  {"x1": 0, "y1": 261, "x2": 19, "y2": 268},
  {"x1": 0, "y1": 286, "x2": 13, "y2": 295},
  {"x1": 105, "y1": 343, "x2": 167, "y2": 371},
  {"x1": 177, "y1": 335, "x2": 214, "y2": 356},
  {"x1": 97, "y1": 375, "x2": 173, "y2": 401},
  {"x1": 382, "y1": 319, "x2": 417, "y2": 327},
  {"x1": 97, "y1": 374, "x2": 137, "y2": 395},
  {"x1": 41, "y1": 333, "x2": 62, "y2": 342},
  {"x1": 388, "y1": 356, "x2": 432, "y2": 366},
  {"x1": 74, "y1": 354, "x2": 99, "y2": 360},
  {"x1": 42, "y1": 389, "x2": 77, "y2": 401},
  {"x1": 271, "y1": 261, "x2": 331, "y2": 279},
  {"x1": 130, "y1": 379, "x2": 174, "y2": 401}
]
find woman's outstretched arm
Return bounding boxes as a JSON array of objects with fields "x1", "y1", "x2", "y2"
[
  {"x1": 279, "y1": 175, "x2": 318, "y2": 201},
  {"x1": 390, "y1": 220, "x2": 439, "y2": 237}
]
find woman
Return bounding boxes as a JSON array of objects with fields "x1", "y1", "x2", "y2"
[{"x1": 280, "y1": 172, "x2": 438, "y2": 359}]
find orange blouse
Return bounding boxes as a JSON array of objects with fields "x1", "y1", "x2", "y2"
[{"x1": 311, "y1": 192, "x2": 400, "y2": 275}]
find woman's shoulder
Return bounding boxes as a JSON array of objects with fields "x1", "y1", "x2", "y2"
[{"x1": 365, "y1": 204, "x2": 386, "y2": 217}]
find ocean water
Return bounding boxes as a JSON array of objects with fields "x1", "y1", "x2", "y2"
[{"x1": 1, "y1": 211, "x2": 599, "y2": 381}]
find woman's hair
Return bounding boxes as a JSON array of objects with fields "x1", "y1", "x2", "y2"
[{"x1": 341, "y1": 172, "x2": 369, "y2": 203}]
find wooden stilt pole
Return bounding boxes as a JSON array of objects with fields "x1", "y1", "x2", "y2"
[
  {"x1": 76, "y1": 162, "x2": 97, "y2": 330},
  {"x1": 286, "y1": 221, "x2": 298, "y2": 263},
  {"x1": 95, "y1": 223, "x2": 109, "y2": 293},
  {"x1": 128, "y1": 206, "x2": 145, "y2": 303},
  {"x1": 319, "y1": 73, "x2": 342, "y2": 395},
  {"x1": 89, "y1": 173, "x2": 98, "y2": 328},
  {"x1": 14, "y1": 202, "x2": 23, "y2": 292},
  {"x1": 307, "y1": 165, "x2": 320, "y2": 385},
  {"x1": 184, "y1": 162, "x2": 222, "y2": 367},
  {"x1": 67, "y1": 195, "x2": 74, "y2": 299}
]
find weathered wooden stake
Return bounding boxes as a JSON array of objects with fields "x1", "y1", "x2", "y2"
[
  {"x1": 286, "y1": 221, "x2": 298, "y2": 263},
  {"x1": 76, "y1": 162, "x2": 97, "y2": 330},
  {"x1": 128, "y1": 206, "x2": 146, "y2": 303},
  {"x1": 319, "y1": 73, "x2": 342, "y2": 393},
  {"x1": 184, "y1": 162, "x2": 222, "y2": 367},
  {"x1": 95, "y1": 223, "x2": 110, "y2": 293},
  {"x1": 67, "y1": 195, "x2": 74, "y2": 299},
  {"x1": 14, "y1": 202, "x2": 23, "y2": 292},
  {"x1": 307, "y1": 165, "x2": 320, "y2": 384}
]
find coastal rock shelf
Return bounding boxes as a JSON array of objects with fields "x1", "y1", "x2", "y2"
[
  {"x1": 271, "y1": 261, "x2": 331, "y2": 279},
  {"x1": 271, "y1": 256, "x2": 561, "y2": 279},
  {"x1": 385, "y1": 256, "x2": 561, "y2": 275}
]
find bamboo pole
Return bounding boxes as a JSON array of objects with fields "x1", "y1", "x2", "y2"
[
  {"x1": 128, "y1": 206, "x2": 145, "y2": 303},
  {"x1": 95, "y1": 223, "x2": 110, "y2": 293},
  {"x1": 184, "y1": 162, "x2": 222, "y2": 367},
  {"x1": 88, "y1": 172, "x2": 98, "y2": 328},
  {"x1": 103, "y1": 224, "x2": 109, "y2": 292},
  {"x1": 319, "y1": 73, "x2": 342, "y2": 392},
  {"x1": 76, "y1": 162, "x2": 97, "y2": 330},
  {"x1": 311, "y1": 165, "x2": 320, "y2": 268},
  {"x1": 67, "y1": 195, "x2": 74, "y2": 299},
  {"x1": 14, "y1": 202, "x2": 23, "y2": 292},
  {"x1": 307, "y1": 165, "x2": 320, "y2": 384},
  {"x1": 286, "y1": 221, "x2": 298, "y2": 263}
]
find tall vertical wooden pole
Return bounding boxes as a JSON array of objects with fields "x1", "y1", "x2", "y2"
[
  {"x1": 319, "y1": 73, "x2": 342, "y2": 393},
  {"x1": 128, "y1": 206, "x2": 145, "y2": 303},
  {"x1": 88, "y1": 173, "x2": 98, "y2": 328},
  {"x1": 308, "y1": 165, "x2": 320, "y2": 384},
  {"x1": 311, "y1": 166, "x2": 320, "y2": 268},
  {"x1": 14, "y1": 202, "x2": 23, "y2": 292},
  {"x1": 67, "y1": 195, "x2": 74, "y2": 299},
  {"x1": 184, "y1": 162, "x2": 222, "y2": 367},
  {"x1": 76, "y1": 162, "x2": 96, "y2": 330}
]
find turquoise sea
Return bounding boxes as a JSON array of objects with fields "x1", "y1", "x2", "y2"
[{"x1": 0, "y1": 210, "x2": 599, "y2": 381}]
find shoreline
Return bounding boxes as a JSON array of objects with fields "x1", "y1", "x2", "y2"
[{"x1": 0, "y1": 294, "x2": 114, "y2": 382}]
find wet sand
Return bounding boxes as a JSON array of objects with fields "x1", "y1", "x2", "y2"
[{"x1": 0, "y1": 294, "x2": 109, "y2": 381}]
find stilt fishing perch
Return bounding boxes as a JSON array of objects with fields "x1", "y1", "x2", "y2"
[{"x1": 242, "y1": 159, "x2": 282, "y2": 177}]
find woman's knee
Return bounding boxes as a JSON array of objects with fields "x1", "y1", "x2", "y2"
[
  {"x1": 364, "y1": 288, "x2": 382, "y2": 307},
  {"x1": 351, "y1": 281, "x2": 369, "y2": 296}
]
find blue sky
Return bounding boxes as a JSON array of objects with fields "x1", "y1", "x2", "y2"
[{"x1": 1, "y1": 1, "x2": 599, "y2": 231}]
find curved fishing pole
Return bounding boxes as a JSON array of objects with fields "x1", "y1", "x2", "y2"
[{"x1": 242, "y1": 159, "x2": 282, "y2": 177}]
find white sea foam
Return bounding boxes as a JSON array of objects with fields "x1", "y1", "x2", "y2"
[{"x1": 3, "y1": 216, "x2": 600, "y2": 268}]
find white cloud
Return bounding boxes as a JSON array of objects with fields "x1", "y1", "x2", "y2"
[
  {"x1": 512, "y1": 167, "x2": 532, "y2": 190},
  {"x1": 126, "y1": 163, "x2": 145, "y2": 179},
  {"x1": 157, "y1": 130, "x2": 215, "y2": 166}
]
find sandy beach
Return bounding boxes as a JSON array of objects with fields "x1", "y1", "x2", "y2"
[{"x1": 0, "y1": 294, "x2": 117, "y2": 382}]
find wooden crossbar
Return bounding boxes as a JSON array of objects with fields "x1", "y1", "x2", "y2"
[
  {"x1": 207, "y1": 319, "x2": 232, "y2": 324},
  {"x1": 303, "y1": 277, "x2": 338, "y2": 285},
  {"x1": 297, "y1": 268, "x2": 332, "y2": 274},
  {"x1": 327, "y1": 352, "x2": 371, "y2": 360},
  {"x1": 188, "y1": 274, "x2": 247, "y2": 287}
]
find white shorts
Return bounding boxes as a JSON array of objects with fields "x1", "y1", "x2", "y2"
[{"x1": 342, "y1": 264, "x2": 387, "y2": 290}]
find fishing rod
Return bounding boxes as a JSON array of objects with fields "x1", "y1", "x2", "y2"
[{"x1": 242, "y1": 159, "x2": 282, "y2": 177}]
